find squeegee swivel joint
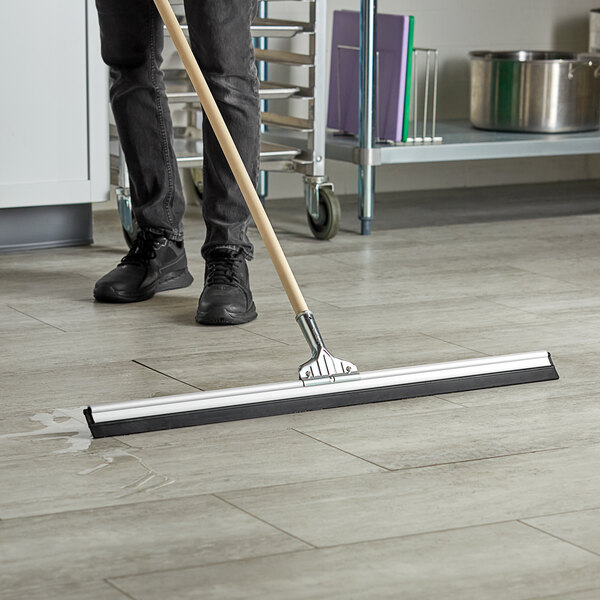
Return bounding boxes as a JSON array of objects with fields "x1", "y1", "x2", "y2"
[{"x1": 295, "y1": 311, "x2": 359, "y2": 385}]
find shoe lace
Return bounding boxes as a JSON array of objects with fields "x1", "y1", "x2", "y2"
[
  {"x1": 205, "y1": 254, "x2": 244, "y2": 286},
  {"x1": 121, "y1": 230, "x2": 162, "y2": 266}
]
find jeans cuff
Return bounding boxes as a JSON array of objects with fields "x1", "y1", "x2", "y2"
[
  {"x1": 145, "y1": 226, "x2": 184, "y2": 242},
  {"x1": 203, "y1": 244, "x2": 254, "y2": 261}
]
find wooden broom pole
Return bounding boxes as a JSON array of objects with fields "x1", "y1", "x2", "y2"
[{"x1": 153, "y1": 0, "x2": 309, "y2": 316}]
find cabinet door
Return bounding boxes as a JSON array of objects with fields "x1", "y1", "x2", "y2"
[{"x1": 0, "y1": 0, "x2": 89, "y2": 207}]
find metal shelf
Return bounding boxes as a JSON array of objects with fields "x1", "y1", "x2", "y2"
[
  {"x1": 174, "y1": 138, "x2": 301, "y2": 167},
  {"x1": 170, "y1": 18, "x2": 310, "y2": 38},
  {"x1": 110, "y1": 139, "x2": 301, "y2": 183},
  {"x1": 326, "y1": 120, "x2": 600, "y2": 165},
  {"x1": 254, "y1": 48, "x2": 314, "y2": 66},
  {"x1": 261, "y1": 112, "x2": 314, "y2": 132},
  {"x1": 165, "y1": 74, "x2": 300, "y2": 102},
  {"x1": 346, "y1": 0, "x2": 600, "y2": 235},
  {"x1": 252, "y1": 18, "x2": 311, "y2": 37}
]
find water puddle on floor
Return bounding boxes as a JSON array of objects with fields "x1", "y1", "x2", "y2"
[
  {"x1": 1, "y1": 407, "x2": 93, "y2": 453},
  {"x1": 3, "y1": 408, "x2": 175, "y2": 495},
  {"x1": 74, "y1": 446, "x2": 175, "y2": 496}
]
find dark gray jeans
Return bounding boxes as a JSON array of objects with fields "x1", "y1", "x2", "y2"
[{"x1": 96, "y1": 0, "x2": 259, "y2": 259}]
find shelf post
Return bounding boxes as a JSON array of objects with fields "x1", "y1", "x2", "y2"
[
  {"x1": 256, "y1": 0, "x2": 269, "y2": 203},
  {"x1": 358, "y1": 0, "x2": 377, "y2": 235}
]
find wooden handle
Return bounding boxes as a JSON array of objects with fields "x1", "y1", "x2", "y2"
[{"x1": 153, "y1": 0, "x2": 308, "y2": 316}]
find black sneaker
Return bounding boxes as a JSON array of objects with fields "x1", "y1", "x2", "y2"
[
  {"x1": 195, "y1": 249, "x2": 257, "y2": 325},
  {"x1": 93, "y1": 230, "x2": 193, "y2": 303}
]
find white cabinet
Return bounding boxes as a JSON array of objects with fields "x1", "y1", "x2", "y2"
[{"x1": 0, "y1": 0, "x2": 109, "y2": 250}]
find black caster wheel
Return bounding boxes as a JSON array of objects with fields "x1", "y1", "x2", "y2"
[{"x1": 307, "y1": 187, "x2": 341, "y2": 240}]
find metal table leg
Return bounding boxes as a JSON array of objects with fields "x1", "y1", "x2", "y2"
[{"x1": 358, "y1": 0, "x2": 377, "y2": 235}]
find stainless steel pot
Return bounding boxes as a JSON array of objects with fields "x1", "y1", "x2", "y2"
[{"x1": 469, "y1": 50, "x2": 600, "y2": 133}]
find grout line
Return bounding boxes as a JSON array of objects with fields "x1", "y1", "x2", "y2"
[
  {"x1": 518, "y1": 506, "x2": 600, "y2": 522},
  {"x1": 522, "y1": 586, "x2": 600, "y2": 600},
  {"x1": 104, "y1": 579, "x2": 139, "y2": 600},
  {"x1": 314, "y1": 518, "x2": 522, "y2": 551},
  {"x1": 131, "y1": 360, "x2": 204, "y2": 391},
  {"x1": 213, "y1": 493, "x2": 317, "y2": 549},
  {"x1": 417, "y1": 331, "x2": 489, "y2": 356},
  {"x1": 304, "y1": 295, "x2": 343, "y2": 310},
  {"x1": 517, "y1": 520, "x2": 600, "y2": 558},
  {"x1": 291, "y1": 428, "x2": 393, "y2": 472},
  {"x1": 306, "y1": 510, "x2": 600, "y2": 553},
  {"x1": 237, "y1": 327, "x2": 292, "y2": 345},
  {"x1": 106, "y1": 547, "x2": 316, "y2": 582},
  {"x1": 389, "y1": 447, "x2": 569, "y2": 472},
  {"x1": 435, "y1": 396, "x2": 468, "y2": 407},
  {"x1": 7, "y1": 305, "x2": 67, "y2": 333},
  {"x1": 486, "y1": 297, "x2": 549, "y2": 320},
  {"x1": 500, "y1": 265, "x2": 592, "y2": 292}
]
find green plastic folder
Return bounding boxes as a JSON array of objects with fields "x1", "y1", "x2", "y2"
[{"x1": 402, "y1": 16, "x2": 415, "y2": 142}]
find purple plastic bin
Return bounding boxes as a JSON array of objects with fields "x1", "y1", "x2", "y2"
[{"x1": 327, "y1": 11, "x2": 410, "y2": 142}]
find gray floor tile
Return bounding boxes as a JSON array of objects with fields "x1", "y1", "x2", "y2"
[
  {"x1": 117, "y1": 428, "x2": 384, "y2": 499},
  {"x1": 421, "y1": 317, "x2": 600, "y2": 357},
  {"x1": 108, "y1": 521, "x2": 600, "y2": 600},
  {"x1": 0, "y1": 444, "x2": 158, "y2": 518},
  {"x1": 7, "y1": 295, "x2": 202, "y2": 334},
  {"x1": 488, "y1": 289, "x2": 600, "y2": 321},
  {"x1": 0, "y1": 427, "x2": 383, "y2": 519},
  {"x1": 0, "y1": 495, "x2": 307, "y2": 595},
  {"x1": 0, "y1": 267, "x2": 93, "y2": 301},
  {"x1": 137, "y1": 333, "x2": 479, "y2": 392},
  {"x1": 297, "y1": 266, "x2": 580, "y2": 310},
  {"x1": 443, "y1": 349, "x2": 599, "y2": 407},
  {"x1": 0, "y1": 360, "x2": 197, "y2": 419},
  {"x1": 504, "y1": 256, "x2": 600, "y2": 290},
  {"x1": 322, "y1": 239, "x2": 560, "y2": 279},
  {"x1": 2, "y1": 181, "x2": 600, "y2": 599},
  {"x1": 2, "y1": 580, "x2": 131, "y2": 600},
  {"x1": 0, "y1": 303, "x2": 58, "y2": 335},
  {"x1": 293, "y1": 395, "x2": 600, "y2": 470},
  {"x1": 523, "y1": 508, "x2": 600, "y2": 556},
  {"x1": 529, "y1": 589, "x2": 600, "y2": 600},
  {"x1": 237, "y1": 295, "x2": 546, "y2": 347},
  {"x1": 220, "y1": 445, "x2": 600, "y2": 547},
  {"x1": 0, "y1": 320, "x2": 282, "y2": 373}
]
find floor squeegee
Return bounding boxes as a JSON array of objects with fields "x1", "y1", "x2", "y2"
[{"x1": 84, "y1": 0, "x2": 558, "y2": 438}]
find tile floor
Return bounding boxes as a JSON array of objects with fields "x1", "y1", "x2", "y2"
[{"x1": 1, "y1": 180, "x2": 600, "y2": 599}]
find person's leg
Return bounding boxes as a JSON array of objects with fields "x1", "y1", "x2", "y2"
[
  {"x1": 94, "y1": 0, "x2": 192, "y2": 303},
  {"x1": 183, "y1": 0, "x2": 260, "y2": 260},
  {"x1": 96, "y1": 0, "x2": 185, "y2": 239},
  {"x1": 184, "y1": 0, "x2": 260, "y2": 324}
]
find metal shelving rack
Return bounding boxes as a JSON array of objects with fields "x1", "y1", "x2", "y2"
[
  {"x1": 112, "y1": 0, "x2": 341, "y2": 242},
  {"x1": 325, "y1": 0, "x2": 600, "y2": 235}
]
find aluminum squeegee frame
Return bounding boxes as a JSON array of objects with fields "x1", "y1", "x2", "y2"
[{"x1": 85, "y1": 351, "x2": 558, "y2": 438}]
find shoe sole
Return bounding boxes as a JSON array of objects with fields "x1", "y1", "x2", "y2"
[
  {"x1": 195, "y1": 303, "x2": 258, "y2": 326},
  {"x1": 94, "y1": 269, "x2": 194, "y2": 303}
]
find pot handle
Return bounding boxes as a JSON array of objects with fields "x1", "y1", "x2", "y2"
[{"x1": 568, "y1": 59, "x2": 600, "y2": 80}]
